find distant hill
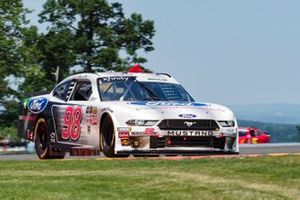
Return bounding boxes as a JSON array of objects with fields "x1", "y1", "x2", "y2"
[
  {"x1": 230, "y1": 103, "x2": 300, "y2": 124},
  {"x1": 238, "y1": 119, "x2": 300, "y2": 143}
]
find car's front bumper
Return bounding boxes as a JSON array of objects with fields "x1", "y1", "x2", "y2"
[{"x1": 115, "y1": 126, "x2": 239, "y2": 153}]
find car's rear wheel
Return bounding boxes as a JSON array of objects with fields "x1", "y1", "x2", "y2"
[
  {"x1": 100, "y1": 115, "x2": 129, "y2": 158},
  {"x1": 34, "y1": 118, "x2": 51, "y2": 159},
  {"x1": 34, "y1": 118, "x2": 65, "y2": 159}
]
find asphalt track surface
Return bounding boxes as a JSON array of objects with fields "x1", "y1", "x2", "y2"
[{"x1": 0, "y1": 143, "x2": 300, "y2": 160}]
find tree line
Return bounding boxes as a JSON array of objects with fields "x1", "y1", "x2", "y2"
[{"x1": 0, "y1": 0, "x2": 155, "y2": 141}]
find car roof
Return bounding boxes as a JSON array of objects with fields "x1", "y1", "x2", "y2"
[{"x1": 61, "y1": 72, "x2": 180, "y2": 84}]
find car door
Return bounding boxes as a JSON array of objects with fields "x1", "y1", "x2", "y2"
[
  {"x1": 51, "y1": 79, "x2": 97, "y2": 147},
  {"x1": 66, "y1": 79, "x2": 99, "y2": 147}
]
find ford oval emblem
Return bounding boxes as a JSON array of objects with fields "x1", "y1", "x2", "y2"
[
  {"x1": 179, "y1": 114, "x2": 197, "y2": 118},
  {"x1": 28, "y1": 97, "x2": 48, "y2": 114}
]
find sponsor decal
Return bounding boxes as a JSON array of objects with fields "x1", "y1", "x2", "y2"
[
  {"x1": 101, "y1": 107, "x2": 113, "y2": 113},
  {"x1": 92, "y1": 107, "x2": 97, "y2": 114},
  {"x1": 130, "y1": 101, "x2": 208, "y2": 107},
  {"x1": 86, "y1": 106, "x2": 92, "y2": 132},
  {"x1": 86, "y1": 106, "x2": 98, "y2": 126},
  {"x1": 167, "y1": 130, "x2": 213, "y2": 137},
  {"x1": 100, "y1": 76, "x2": 132, "y2": 83},
  {"x1": 130, "y1": 132, "x2": 144, "y2": 136},
  {"x1": 118, "y1": 131, "x2": 129, "y2": 138},
  {"x1": 117, "y1": 127, "x2": 131, "y2": 138},
  {"x1": 130, "y1": 128, "x2": 157, "y2": 136},
  {"x1": 92, "y1": 107, "x2": 98, "y2": 125},
  {"x1": 26, "y1": 130, "x2": 33, "y2": 141},
  {"x1": 28, "y1": 97, "x2": 48, "y2": 114},
  {"x1": 145, "y1": 128, "x2": 155, "y2": 135},
  {"x1": 50, "y1": 132, "x2": 56, "y2": 143},
  {"x1": 147, "y1": 77, "x2": 168, "y2": 82},
  {"x1": 19, "y1": 115, "x2": 36, "y2": 121},
  {"x1": 86, "y1": 106, "x2": 92, "y2": 114},
  {"x1": 121, "y1": 138, "x2": 130, "y2": 146},
  {"x1": 179, "y1": 114, "x2": 197, "y2": 118},
  {"x1": 50, "y1": 132, "x2": 56, "y2": 139}
]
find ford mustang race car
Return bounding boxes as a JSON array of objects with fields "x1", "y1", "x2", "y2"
[{"x1": 18, "y1": 66, "x2": 239, "y2": 159}]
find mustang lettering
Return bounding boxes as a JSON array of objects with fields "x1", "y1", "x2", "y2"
[{"x1": 167, "y1": 130, "x2": 213, "y2": 137}]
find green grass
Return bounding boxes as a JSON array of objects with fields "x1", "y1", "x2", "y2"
[{"x1": 0, "y1": 155, "x2": 299, "y2": 200}]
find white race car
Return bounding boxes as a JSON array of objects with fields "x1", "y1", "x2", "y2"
[{"x1": 18, "y1": 66, "x2": 239, "y2": 159}]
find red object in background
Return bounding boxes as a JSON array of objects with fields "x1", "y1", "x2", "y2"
[
  {"x1": 128, "y1": 64, "x2": 144, "y2": 73},
  {"x1": 238, "y1": 127, "x2": 271, "y2": 144}
]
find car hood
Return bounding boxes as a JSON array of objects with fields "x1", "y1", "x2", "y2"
[{"x1": 101, "y1": 101, "x2": 236, "y2": 122}]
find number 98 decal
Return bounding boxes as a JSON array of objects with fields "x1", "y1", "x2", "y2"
[{"x1": 62, "y1": 106, "x2": 82, "y2": 141}]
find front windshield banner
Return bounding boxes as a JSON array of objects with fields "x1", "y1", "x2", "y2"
[{"x1": 98, "y1": 77, "x2": 195, "y2": 102}]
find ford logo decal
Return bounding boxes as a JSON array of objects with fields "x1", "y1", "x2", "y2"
[
  {"x1": 179, "y1": 114, "x2": 197, "y2": 118},
  {"x1": 28, "y1": 97, "x2": 48, "y2": 114}
]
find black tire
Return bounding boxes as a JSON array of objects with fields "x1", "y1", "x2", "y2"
[
  {"x1": 100, "y1": 115, "x2": 129, "y2": 158},
  {"x1": 34, "y1": 118, "x2": 65, "y2": 159},
  {"x1": 34, "y1": 118, "x2": 50, "y2": 159}
]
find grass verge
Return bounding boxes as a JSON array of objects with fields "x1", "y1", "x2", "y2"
[{"x1": 0, "y1": 155, "x2": 299, "y2": 200}]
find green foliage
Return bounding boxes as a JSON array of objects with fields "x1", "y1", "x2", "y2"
[
  {"x1": 0, "y1": 126, "x2": 19, "y2": 142},
  {"x1": 0, "y1": 100, "x2": 19, "y2": 128},
  {"x1": 39, "y1": 0, "x2": 155, "y2": 78},
  {"x1": 19, "y1": 65, "x2": 52, "y2": 95},
  {"x1": 0, "y1": 0, "x2": 28, "y2": 100},
  {"x1": 0, "y1": 0, "x2": 30, "y2": 129}
]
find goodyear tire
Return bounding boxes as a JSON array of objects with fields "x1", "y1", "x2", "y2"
[
  {"x1": 34, "y1": 118, "x2": 65, "y2": 159},
  {"x1": 34, "y1": 118, "x2": 50, "y2": 159},
  {"x1": 100, "y1": 115, "x2": 129, "y2": 158}
]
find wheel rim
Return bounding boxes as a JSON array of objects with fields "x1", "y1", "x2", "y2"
[{"x1": 34, "y1": 118, "x2": 48, "y2": 157}]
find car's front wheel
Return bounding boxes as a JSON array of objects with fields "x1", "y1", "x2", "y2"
[{"x1": 100, "y1": 115, "x2": 129, "y2": 158}]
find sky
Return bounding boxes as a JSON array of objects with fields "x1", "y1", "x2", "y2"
[{"x1": 23, "y1": 0, "x2": 300, "y2": 105}]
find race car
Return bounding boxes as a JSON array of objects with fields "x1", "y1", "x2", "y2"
[
  {"x1": 18, "y1": 66, "x2": 239, "y2": 159},
  {"x1": 238, "y1": 127, "x2": 271, "y2": 144}
]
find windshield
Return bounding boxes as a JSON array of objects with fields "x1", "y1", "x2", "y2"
[
  {"x1": 239, "y1": 131, "x2": 247, "y2": 137},
  {"x1": 98, "y1": 77, "x2": 195, "y2": 102}
]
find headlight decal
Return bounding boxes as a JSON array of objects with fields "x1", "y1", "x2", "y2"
[
  {"x1": 218, "y1": 121, "x2": 235, "y2": 127},
  {"x1": 126, "y1": 120, "x2": 158, "y2": 126}
]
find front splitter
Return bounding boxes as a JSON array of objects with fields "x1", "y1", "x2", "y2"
[{"x1": 117, "y1": 149, "x2": 239, "y2": 156}]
